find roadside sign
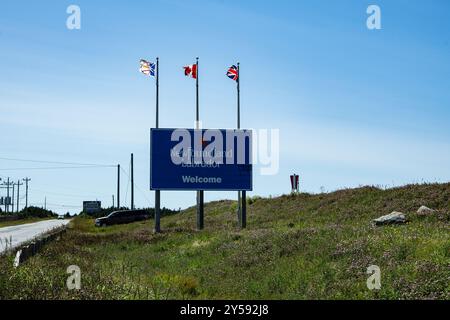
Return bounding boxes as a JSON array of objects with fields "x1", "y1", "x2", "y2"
[
  {"x1": 0, "y1": 197, "x2": 12, "y2": 205},
  {"x1": 290, "y1": 174, "x2": 299, "y2": 193},
  {"x1": 83, "y1": 201, "x2": 101, "y2": 214},
  {"x1": 150, "y1": 128, "x2": 252, "y2": 191}
]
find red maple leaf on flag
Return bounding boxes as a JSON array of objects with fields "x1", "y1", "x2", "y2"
[{"x1": 183, "y1": 64, "x2": 197, "y2": 79}]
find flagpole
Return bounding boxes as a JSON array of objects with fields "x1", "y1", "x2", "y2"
[
  {"x1": 196, "y1": 57, "x2": 199, "y2": 127},
  {"x1": 238, "y1": 63, "x2": 246, "y2": 228},
  {"x1": 237, "y1": 63, "x2": 242, "y2": 226},
  {"x1": 156, "y1": 57, "x2": 159, "y2": 128},
  {"x1": 237, "y1": 63, "x2": 240, "y2": 129},
  {"x1": 237, "y1": 62, "x2": 246, "y2": 228},
  {"x1": 240, "y1": 63, "x2": 246, "y2": 229},
  {"x1": 154, "y1": 57, "x2": 161, "y2": 233},
  {"x1": 196, "y1": 57, "x2": 204, "y2": 230}
]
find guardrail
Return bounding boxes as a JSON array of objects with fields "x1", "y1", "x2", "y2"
[{"x1": 12, "y1": 227, "x2": 67, "y2": 268}]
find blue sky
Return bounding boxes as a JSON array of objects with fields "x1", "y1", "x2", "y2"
[{"x1": 1, "y1": 0, "x2": 449, "y2": 214}]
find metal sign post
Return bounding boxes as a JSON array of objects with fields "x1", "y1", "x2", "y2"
[{"x1": 290, "y1": 174, "x2": 300, "y2": 193}]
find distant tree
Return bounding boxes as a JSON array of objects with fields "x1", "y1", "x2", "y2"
[{"x1": 21, "y1": 206, "x2": 58, "y2": 218}]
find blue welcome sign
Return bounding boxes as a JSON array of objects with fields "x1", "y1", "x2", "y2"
[{"x1": 150, "y1": 128, "x2": 252, "y2": 191}]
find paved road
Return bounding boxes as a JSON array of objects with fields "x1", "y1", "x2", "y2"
[{"x1": 0, "y1": 219, "x2": 70, "y2": 254}]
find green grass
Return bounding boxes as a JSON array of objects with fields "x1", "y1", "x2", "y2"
[
  {"x1": 0, "y1": 183, "x2": 449, "y2": 300},
  {"x1": 0, "y1": 217, "x2": 54, "y2": 228}
]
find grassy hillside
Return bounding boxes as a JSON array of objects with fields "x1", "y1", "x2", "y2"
[{"x1": 0, "y1": 183, "x2": 449, "y2": 300}]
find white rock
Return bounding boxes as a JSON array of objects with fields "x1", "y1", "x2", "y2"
[
  {"x1": 417, "y1": 206, "x2": 435, "y2": 216},
  {"x1": 374, "y1": 211, "x2": 406, "y2": 226}
]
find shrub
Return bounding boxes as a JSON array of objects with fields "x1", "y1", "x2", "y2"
[{"x1": 20, "y1": 206, "x2": 57, "y2": 218}]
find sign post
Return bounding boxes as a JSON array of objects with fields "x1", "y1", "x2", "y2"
[{"x1": 290, "y1": 174, "x2": 300, "y2": 194}]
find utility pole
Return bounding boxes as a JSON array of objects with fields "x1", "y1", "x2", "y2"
[
  {"x1": 1, "y1": 183, "x2": 5, "y2": 213},
  {"x1": 131, "y1": 153, "x2": 134, "y2": 210},
  {"x1": 44, "y1": 197, "x2": 47, "y2": 210},
  {"x1": 16, "y1": 180, "x2": 23, "y2": 213},
  {"x1": 3, "y1": 178, "x2": 14, "y2": 213},
  {"x1": 117, "y1": 165, "x2": 120, "y2": 209},
  {"x1": 6, "y1": 177, "x2": 9, "y2": 213},
  {"x1": 11, "y1": 183, "x2": 15, "y2": 213},
  {"x1": 23, "y1": 177, "x2": 31, "y2": 209},
  {"x1": 6, "y1": 177, "x2": 10, "y2": 213},
  {"x1": 112, "y1": 195, "x2": 114, "y2": 209}
]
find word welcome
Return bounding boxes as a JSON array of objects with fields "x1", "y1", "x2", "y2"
[{"x1": 181, "y1": 176, "x2": 222, "y2": 184}]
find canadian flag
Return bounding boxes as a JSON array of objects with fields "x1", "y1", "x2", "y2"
[{"x1": 183, "y1": 64, "x2": 197, "y2": 79}]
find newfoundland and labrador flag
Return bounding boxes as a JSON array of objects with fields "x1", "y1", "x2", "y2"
[
  {"x1": 183, "y1": 64, "x2": 197, "y2": 79},
  {"x1": 227, "y1": 65, "x2": 238, "y2": 81},
  {"x1": 140, "y1": 59, "x2": 155, "y2": 76}
]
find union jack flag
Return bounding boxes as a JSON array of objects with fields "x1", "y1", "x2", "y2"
[{"x1": 226, "y1": 65, "x2": 238, "y2": 81}]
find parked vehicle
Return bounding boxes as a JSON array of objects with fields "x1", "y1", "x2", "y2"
[{"x1": 95, "y1": 210, "x2": 150, "y2": 227}]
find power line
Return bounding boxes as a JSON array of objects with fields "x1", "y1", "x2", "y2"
[
  {"x1": 32, "y1": 189, "x2": 109, "y2": 199},
  {"x1": 23, "y1": 177, "x2": 31, "y2": 208},
  {"x1": 1, "y1": 157, "x2": 150, "y2": 208},
  {"x1": 37, "y1": 182, "x2": 111, "y2": 196},
  {"x1": 124, "y1": 165, "x2": 130, "y2": 207},
  {"x1": 0, "y1": 158, "x2": 120, "y2": 211},
  {"x1": 120, "y1": 166, "x2": 151, "y2": 205},
  {"x1": 0, "y1": 165, "x2": 115, "y2": 171},
  {"x1": 0, "y1": 157, "x2": 114, "y2": 167},
  {"x1": 30, "y1": 202, "x2": 82, "y2": 209}
]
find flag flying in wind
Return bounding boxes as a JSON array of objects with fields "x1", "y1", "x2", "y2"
[
  {"x1": 184, "y1": 64, "x2": 197, "y2": 79},
  {"x1": 227, "y1": 65, "x2": 238, "y2": 81},
  {"x1": 140, "y1": 59, "x2": 155, "y2": 76}
]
